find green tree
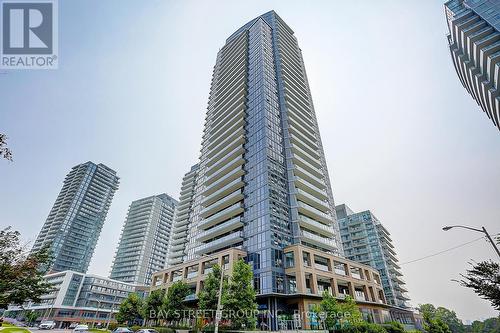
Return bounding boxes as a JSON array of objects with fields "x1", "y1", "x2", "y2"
[
  {"x1": 24, "y1": 310, "x2": 39, "y2": 326},
  {"x1": 222, "y1": 259, "x2": 257, "y2": 329},
  {"x1": 460, "y1": 260, "x2": 500, "y2": 311},
  {"x1": 435, "y1": 307, "x2": 464, "y2": 333},
  {"x1": 0, "y1": 227, "x2": 53, "y2": 309},
  {"x1": 198, "y1": 264, "x2": 226, "y2": 320},
  {"x1": 163, "y1": 281, "x2": 190, "y2": 321},
  {"x1": 340, "y1": 296, "x2": 363, "y2": 325},
  {"x1": 315, "y1": 292, "x2": 341, "y2": 329},
  {"x1": 116, "y1": 293, "x2": 144, "y2": 325},
  {"x1": 418, "y1": 304, "x2": 454, "y2": 333},
  {"x1": 467, "y1": 317, "x2": 500, "y2": 333},
  {"x1": 425, "y1": 318, "x2": 453, "y2": 333},
  {"x1": 314, "y1": 292, "x2": 363, "y2": 329},
  {"x1": 0, "y1": 133, "x2": 13, "y2": 161},
  {"x1": 143, "y1": 289, "x2": 165, "y2": 326}
]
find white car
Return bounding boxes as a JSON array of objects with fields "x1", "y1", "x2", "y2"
[
  {"x1": 39, "y1": 321, "x2": 56, "y2": 330},
  {"x1": 73, "y1": 324, "x2": 89, "y2": 332}
]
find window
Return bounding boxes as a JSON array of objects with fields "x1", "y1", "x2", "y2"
[
  {"x1": 303, "y1": 252, "x2": 311, "y2": 267},
  {"x1": 285, "y1": 252, "x2": 295, "y2": 268}
]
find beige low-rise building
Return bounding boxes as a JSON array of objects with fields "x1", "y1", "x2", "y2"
[{"x1": 150, "y1": 245, "x2": 418, "y2": 327}]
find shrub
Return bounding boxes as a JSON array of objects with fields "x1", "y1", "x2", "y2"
[
  {"x1": 382, "y1": 321, "x2": 405, "y2": 333},
  {"x1": 108, "y1": 323, "x2": 119, "y2": 331},
  {"x1": 152, "y1": 327, "x2": 175, "y2": 333},
  {"x1": 130, "y1": 325, "x2": 142, "y2": 332},
  {"x1": 338, "y1": 322, "x2": 388, "y2": 333}
]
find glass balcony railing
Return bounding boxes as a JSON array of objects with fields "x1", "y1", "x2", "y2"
[
  {"x1": 294, "y1": 176, "x2": 328, "y2": 200},
  {"x1": 296, "y1": 189, "x2": 330, "y2": 212},
  {"x1": 203, "y1": 165, "x2": 244, "y2": 196},
  {"x1": 197, "y1": 216, "x2": 243, "y2": 242},
  {"x1": 294, "y1": 165, "x2": 324, "y2": 189},
  {"x1": 299, "y1": 215, "x2": 334, "y2": 237},
  {"x1": 301, "y1": 230, "x2": 337, "y2": 250},
  {"x1": 298, "y1": 201, "x2": 332, "y2": 224},
  {"x1": 202, "y1": 178, "x2": 243, "y2": 207},
  {"x1": 200, "y1": 190, "x2": 243, "y2": 218},
  {"x1": 293, "y1": 153, "x2": 323, "y2": 179},
  {"x1": 198, "y1": 202, "x2": 243, "y2": 230},
  {"x1": 194, "y1": 231, "x2": 244, "y2": 254}
]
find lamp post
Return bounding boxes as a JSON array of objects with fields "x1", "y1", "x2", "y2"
[
  {"x1": 94, "y1": 299, "x2": 102, "y2": 329},
  {"x1": 201, "y1": 254, "x2": 224, "y2": 333},
  {"x1": 442, "y1": 225, "x2": 500, "y2": 259}
]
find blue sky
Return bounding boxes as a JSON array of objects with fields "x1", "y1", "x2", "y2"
[{"x1": 1, "y1": 0, "x2": 499, "y2": 321}]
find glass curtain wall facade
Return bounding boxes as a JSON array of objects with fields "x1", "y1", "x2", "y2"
[
  {"x1": 336, "y1": 204, "x2": 410, "y2": 308},
  {"x1": 181, "y1": 11, "x2": 341, "y2": 310},
  {"x1": 31, "y1": 162, "x2": 119, "y2": 273},
  {"x1": 110, "y1": 194, "x2": 177, "y2": 285},
  {"x1": 444, "y1": 0, "x2": 500, "y2": 130}
]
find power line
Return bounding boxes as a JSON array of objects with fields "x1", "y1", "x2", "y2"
[{"x1": 400, "y1": 236, "x2": 487, "y2": 265}]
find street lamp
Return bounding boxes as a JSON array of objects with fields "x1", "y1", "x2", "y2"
[
  {"x1": 93, "y1": 298, "x2": 102, "y2": 329},
  {"x1": 201, "y1": 254, "x2": 224, "y2": 333},
  {"x1": 442, "y1": 225, "x2": 500, "y2": 259}
]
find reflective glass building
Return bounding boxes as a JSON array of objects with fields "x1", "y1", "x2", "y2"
[
  {"x1": 31, "y1": 162, "x2": 120, "y2": 273},
  {"x1": 445, "y1": 0, "x2": 500, "y2": 130},
  {"x1": 168, "y1": 10, "x2": 342, "y2": 310},
  {"x1": 336, "y1": 204, "x2": 410, "y2": 309},
  {"x1": 110, "y1": 193, "x2": 177, "y2": 285}
]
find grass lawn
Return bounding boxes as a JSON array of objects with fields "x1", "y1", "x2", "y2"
[{"x1": 0, "y1": 327, "x2": 31, "y2": 333}]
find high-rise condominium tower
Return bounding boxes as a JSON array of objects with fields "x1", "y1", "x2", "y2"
[
  {"x1": 110, "y1": 194, "x2": 177, "y2": 285},
  {"x1": 336, "y1": 204, "x2": 410, "y2": 308},
  {"x1": 167, "y1": 164, "x2": 199, "y2": 267},
  {"x1": 444, "y1": 0, "x2": 500, "y2": 131},
  {"x1": 31, "y1": 161, "x2": 119, "y2": 273},
  {"x1": 180, "y1": 10, "x2": 341, "y2": 297}
]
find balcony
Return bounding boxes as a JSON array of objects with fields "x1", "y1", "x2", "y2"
[
  {"x1": 170, "y1": 234, "x2": 187, "y2": 245},
  {"x1": 205, "y1": 155, "x2": 245, "y2": 182},
  {"x1": 169, "y1": 243, "x2": 185, "y2": 252},
  {"x1": 202, "y1": 178, "x2": 244, "y2": 207},
  {"x1": 203, "y1": 165, "x2": 244, "y2": 196},
  {"x1": 194, "y1": 231, "x2": 244, "y2": 254},
  {"x1": 301, "y1": 230, "x2": 337, "y2": 251},
  {"x1": 197, "y1": 216, "x2": 243, "y2": 242},
  {"x1": 206, "y1": 131, "x2": 245, "y2": 160},
  {"x1": 206, "y1": 141, "x2": 244, "y2": 169},
  {"x1": 293, "y1": 154, "x2": 323, "y2": 179},
  {"x1": 294, "y1": 176, "x2": 328, "y2": 200},
  {"x1": 296, "y1": 189, "x2": 330, "y2": 212},
  {"x1": 205, "y1": 104, "x2": 245, "y2": 142},
  {"x1": 205, "y1": 115, "x2": 245, "y2": 150},
  {"x1": 198, "y1": 202, "x2": 244, "y2": 230},
  {"x1": 298, "y1": 215, "x2": 335, "y2": 238},
  {"x1": 293, "y1": 165, "x2": 324, "y2": 189},
  {"x1": 200, "y1": 190, "x2": 244, "y2": 218},
  {"x1": 298, "y1": 201, "x2": 332, "y2": 224}
]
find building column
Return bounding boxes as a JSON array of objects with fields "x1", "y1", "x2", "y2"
[
  {"x1": 347, "y1": 281, "x2": 356, "y2": 298},
  {"x1": 330, "y1": 278, "x2": 338, "y2": 296},
  {"x1": 311, "y1": 273, "x2": 319, "y2": 295}
]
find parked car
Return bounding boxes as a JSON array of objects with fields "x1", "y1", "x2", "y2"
[
  {"x1": 39, "y1": 321, "x2": 56, "y2": 330},
  {"x1": 112, "y1": 328, "x2": 134, "y2": 333},
  {"x1": 68, "y1": 323, "x2": 79, "y2": 329},
  {"x1": 136, "y1": 329, "x2": 159, "y2": 333},
  {"x1": 73, "y1": 324, "x2": 89, "y2": 332}
]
